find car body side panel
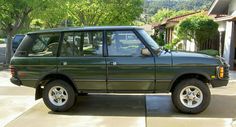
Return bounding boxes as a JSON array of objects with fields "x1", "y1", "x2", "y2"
[
  {"x1": 106, "y1": 56, "x2": 155, "y2": 91},
  {"x1": 57, "y1": 57, "x2": 107, "y2": 91},
  {"x1": 10, "y1": 57, "x2": 58, "y2": 88},
  {"x1": 155, "y1": 52, "x2": 173, "y2": 92}
]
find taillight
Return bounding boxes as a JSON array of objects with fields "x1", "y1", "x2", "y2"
[
  {"x1": 217, "y1": 66, "x2": 224, "y2": 79},
  {"x1": 10, "y1": 65, "x2": 16, "y2": 76}
]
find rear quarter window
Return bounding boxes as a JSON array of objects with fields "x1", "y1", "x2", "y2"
[{"x1": 15, "y1": 33, "x2": 60, "y2": 57}]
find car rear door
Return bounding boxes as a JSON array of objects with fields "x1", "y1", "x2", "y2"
[
  {"x1": 105, "y1": 30, "x2": 155, "y2": 92},
  {"x1": 57, "y1": 31, "x2": 107, "y2": 91}
]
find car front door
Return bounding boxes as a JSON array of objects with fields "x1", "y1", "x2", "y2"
[
  {"x1": 105, "y1": 30, "x2": 155, "y2": 92},
  {"x1": 58, "y1": 31, "x2": 106, "y2": 91}
]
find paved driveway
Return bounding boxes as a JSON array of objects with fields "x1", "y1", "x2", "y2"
[
  {"x1": 1, "y1": 70, "x2": 236, "y2": 127},
  {"x1": 0, "y1": 70, "x2": 35, "y2": 127}
]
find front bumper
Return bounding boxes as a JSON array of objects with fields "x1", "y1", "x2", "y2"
[
  {"x1": 10, "y1": 77, "x2": 22, "y2": 86},
  {"x1": 211, "y1": 62, "x2": 229, "y2": 87}
]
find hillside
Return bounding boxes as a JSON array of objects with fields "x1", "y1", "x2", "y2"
[{"x1": 144, "y1": 0, "x2": 214, "y2": 15}]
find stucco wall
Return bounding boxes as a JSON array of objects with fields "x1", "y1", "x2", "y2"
[
  {"x1": 223, "y1": 21, "x2": 235, "y2": 70},
  {"x1": 228, "y1": 0, "x2": 236, "y2": 16}
]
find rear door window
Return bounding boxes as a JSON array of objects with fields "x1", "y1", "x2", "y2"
[{"x1": 60, "y1": 31, "x2": 103, "y2": 57}]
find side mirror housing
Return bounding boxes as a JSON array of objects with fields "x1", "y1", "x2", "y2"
[{"x1": 141, "y1": 48, "x2": 151, "y2": 56}]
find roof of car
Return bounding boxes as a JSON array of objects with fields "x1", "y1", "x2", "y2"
[{"x1": 28, "y1": 26, "x2": 143, "y2": 34}]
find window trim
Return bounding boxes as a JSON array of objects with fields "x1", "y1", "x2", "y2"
[
  {"x1": 57, "y1": 32, "x2": 64, "y2": 57},
  {"x1": 104, "y1": 29, "x2": 153, "y2": 57},
  {"x1": 26, "y1": 33, "x2": 61, "y2": 57},
  {"x1": 58, "y1": 30, "x2": 104, "y2": 57}
]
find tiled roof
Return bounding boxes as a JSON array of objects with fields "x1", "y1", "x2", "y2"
[
  {"x1": 214, "y1": 15, "x2": 236, "y2": 22},
  {"x1": 152, "y1": 11, "x2": 202, "y2": 29},
  {"x1": 152, "y1": 11, "x2": 227, "y2": 29}
]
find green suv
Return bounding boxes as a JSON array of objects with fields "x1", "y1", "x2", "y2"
[{"x1": 10, "y1": 26, "x2": 229, "y2": 113}]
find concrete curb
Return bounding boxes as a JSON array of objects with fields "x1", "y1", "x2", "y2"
[{"x1": 229, "y1": 80, "x2": 236, "y2": 83}]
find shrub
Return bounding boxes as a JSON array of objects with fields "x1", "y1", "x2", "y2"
[
  {"x1": 0, "y1": 39, "x2": 5, "y2": 44},
  {"x1": 176, "y1": 13, "x2": 218, "y2": 51}
]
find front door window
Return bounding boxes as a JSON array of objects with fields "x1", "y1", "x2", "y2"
[{"x1": 107, "y1": 31, "x2": 145, "y2": 56}]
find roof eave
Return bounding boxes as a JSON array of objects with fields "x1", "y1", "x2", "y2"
[{"x1": 208, "y1": 0, "x2": 219, "y2": 15}]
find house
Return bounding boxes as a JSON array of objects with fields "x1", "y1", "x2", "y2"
[
  {"x1": 208, "y1": 0, "x2": 236, "y2": 70},
  {"x1": 140, "y1": 24, "x2": 153, "y2": 35},
  {"x1": 152, "y1": 11, "x2": 219, "y2": 52}
]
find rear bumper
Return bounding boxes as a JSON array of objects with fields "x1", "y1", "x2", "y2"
[
  {"x1": 10, "y1": 77, "x2": 22, "y2": 86},
  {"x1": 210, "y1": 78, "x2": 229, "y2": 88}
]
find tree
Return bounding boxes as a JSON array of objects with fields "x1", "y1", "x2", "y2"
[
  {"x1": 66, "y1": 0, "x2": 143, "y2": 26},
  {"x1": 151, "y1": 9, "x2": 192, "y2": 23},
  {"x1": 143, "y1": 0, "x2": 214, "y2": 15},
  {"x1": 151, "y1": 9, "x2": 176, "y2": 22},
  {"x1": 30, "y1": 0, "x2": 68, "y2": 28},
  {"x1": 175, "y1": 13, "x2": 218, "y2": 50},
  {"x1": 30, "y1": 0, "x2": 144, "y2": 28},
  {"x1": 0, "y1": 0, "x2": 48, "y2": 64}
]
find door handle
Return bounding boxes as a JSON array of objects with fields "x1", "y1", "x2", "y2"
[
  {"x1": 61, "y1": 61, "x2": 67, "y2": 65},
  {"x1": 110, "y1": 61, "x2": 117, "y2": 66}
]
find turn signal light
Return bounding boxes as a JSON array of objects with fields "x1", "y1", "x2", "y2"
[{"x1": 219, "y1": 66, "x2": 224, "y2": 79}]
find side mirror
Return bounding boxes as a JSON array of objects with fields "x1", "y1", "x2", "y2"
[{"x1": 141, "y1": 48, "x2": 151, "y2": 56}]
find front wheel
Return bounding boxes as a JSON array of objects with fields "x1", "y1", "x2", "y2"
[
  {"x1": 43, "y1": 80, "x2": 76, "y2": 112},
  {"x1": 171, "y1": 78, "x2": 211, "y2": 114}
]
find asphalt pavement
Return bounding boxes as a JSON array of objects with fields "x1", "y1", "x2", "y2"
[{"x1": 0, "y1": 70, "x2": 236, "y2": 127}]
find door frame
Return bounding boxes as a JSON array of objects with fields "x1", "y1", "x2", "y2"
[{"x1": 103, "y1": 29, "x2": 157, "y2": 92}]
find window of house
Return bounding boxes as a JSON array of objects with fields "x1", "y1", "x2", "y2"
[
  {"x1": 107, "y1": 31, "x2": 145, "y2": 56},
  {"x1": 60, "y1": 31, "x2": 103, "y2": 57}
]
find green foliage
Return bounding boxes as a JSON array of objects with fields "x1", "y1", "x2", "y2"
[
  {"x1": 176, "y1": 13, "x2": 218, "y2": 50},
  {"x1": 0, "y1": 0, "x2": 49, "y2": 64},
  {"x1": 29, "y1": 0, "x2": 143, "y2": 28},
  {"x1": 151, "y1": 9, "x2": 192, "y2": 23},
  {"x1": 151, "y1": 9, "x2": 175, "y2": 22},
  {"x1": 133, "y1": 21, "x2": 145, "y2": 26},
  {"x1": 0, "y1": 0, "x2": 48, "y2": 33},
  {"x1": 198, "y1": 49, "x2": 219, "y2": 56},
  {"x1": 151, "y1": 31, "x2": 165, "y2": 46},
  {"x1": 163, "y1": 38, "x2": 180, "y2": 50},
  {"x1": 143, "y1": 0, "x2": 213, "y2": 15},
  {"x1": 65, "y1": 0, "x2": 143, "y2": 26},
  {"x1": 30, "y1": 0, "x2": 68, "y2": 28},
  {"x1": 0, "y1": 38, "x2": 5, "y2": 44}
]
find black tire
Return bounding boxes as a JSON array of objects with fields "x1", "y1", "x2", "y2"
[
  {"x1": 171, "y1": 78, "x2": 211, "y2": 114},
  {"x1": 43, "y1": 80, "x2": 76, "y2": 112}
]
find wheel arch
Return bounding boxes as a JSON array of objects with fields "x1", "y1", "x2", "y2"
[
  {"x1": 35, "y1": 73, "x2": 77, "y2": 100},
  {"x1": 169, "y1": 72, "x2": 210, "y2": 92}
]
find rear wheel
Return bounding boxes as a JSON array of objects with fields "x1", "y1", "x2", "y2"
[
  {"x1": 43, "y1": 80, "x2": 76, "y2": 112},
  {"x1": 171, "y1": 78, "x2": 211, "y2": 114}
]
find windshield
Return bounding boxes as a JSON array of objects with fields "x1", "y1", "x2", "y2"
[{"x1": 137, "y1": 30, "x2": 159, "y2": 51}]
